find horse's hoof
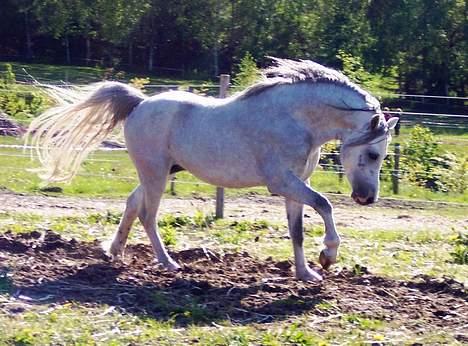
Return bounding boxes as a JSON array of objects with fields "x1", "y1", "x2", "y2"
[
  {"x1": 296, "y1": 268, "x2": 323, "y2": 282},
  {"x1": 101, "y1": 240, "x2": 124, "y2": 261},
  {"x1": 158, "y1": 259, "x2": 181, "y2": 272},
  {"x1": 166, "y1": 261, "x2": 182, "y2": 271},
  {"x1": 319, "y1": 250, "x2": 335, "y2": 270}
]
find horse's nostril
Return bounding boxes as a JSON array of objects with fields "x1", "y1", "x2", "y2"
[{"x1": 366, "y1": 196, "x2": 375, "y2": 204}]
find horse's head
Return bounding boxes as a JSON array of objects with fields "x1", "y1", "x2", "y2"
[{"x1": 340, "y1": 115, "x2": 399, "y2": 205}]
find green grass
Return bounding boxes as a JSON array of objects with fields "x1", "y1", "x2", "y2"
[
  {"x1": 0, "y1": 209, "x2": 466, "y2": 345},
  {"x1": 0, "y1": 136, "x2": 466, "y2": 203},
  {"x1": 0, "y1": 61, "x2": 211, "y2": 86},
  {"x1": 0, "y1": 302, "x2": 463, "y2": 345}
]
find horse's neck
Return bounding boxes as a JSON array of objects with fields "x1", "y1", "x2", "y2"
[{"x1": 262, "y1": 83, "x2": 372, "y2": 146}]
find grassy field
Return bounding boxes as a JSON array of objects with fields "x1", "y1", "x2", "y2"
[
  {"x1": 0, "y1": 61, "x2": 209, "y2": 86},
  {"x1": 0, "y1": 61, "x2": 466, "y2": 345},
  {"x1": 1, "y1": 61, "x2": 466, "y2": 203},
  {"x1": 0, "y1": 133, "x2": 466, "y2": 203},
  {"x1": 0, "y1": 206, "x2": 466, "y2": 345}
]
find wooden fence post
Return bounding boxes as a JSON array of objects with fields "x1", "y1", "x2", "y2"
[
  {"x1": 215, "y1": 74, "x2": 230, "y2": 219},
  {"x1": 170, "y1": 174, "x2": 176, "y2": 196},
  {"x1": 392, "y1": 143, "x2": 400, "y2": 194}
]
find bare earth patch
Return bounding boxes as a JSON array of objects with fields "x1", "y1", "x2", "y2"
[{"x1": 0, "y1": 230, "x2": 466, "y2": 342}]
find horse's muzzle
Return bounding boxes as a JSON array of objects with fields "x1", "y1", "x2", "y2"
[{"x1": 351, "y1": 191, "x2": 376, "y2": 205}]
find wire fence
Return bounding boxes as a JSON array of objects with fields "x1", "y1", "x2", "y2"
[
  {"x1": 0, "y1": 77, "x2": 466, "y2": 211},
  {"x1": 0, "y1": 142, "x2": 456, "y2": 183}
]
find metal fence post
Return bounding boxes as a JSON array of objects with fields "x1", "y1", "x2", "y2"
[
  {"x1": 392, "y1": 143, "x2": 400, "y2": 194},
  {"x1": 215, "y1": 74, "x2": 230, "y2": 219}
]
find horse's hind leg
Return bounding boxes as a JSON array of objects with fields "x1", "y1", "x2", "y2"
[
  {"x1": 138, "y1": 162, "x2": 180, "y2": 271},
  {"x1": 105, "y1": 185, "x2": 143, "y2": 259}
]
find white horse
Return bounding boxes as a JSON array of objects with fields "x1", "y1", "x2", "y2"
[{"x1": 28, "y1": 58, "x2": 398, "y2": 281}]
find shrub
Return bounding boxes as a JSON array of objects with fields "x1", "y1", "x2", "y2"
[
  {"x1": 450, "y1": 232, "x2": 468, "y2": 265},
  {"x1": 0, "y1": 64, "x2": 49, "y2": 119},
  {"x1": 233, "y1": 52, "x2": 261, "y2": 91},
  {"x1": 337, "y1": 50, "x2": 372, "y2": 86},
  {"x1": 434, "y1": 153, "x2": 467, "y2": 193},
  {"x1": 319, "y1": 142, "x2": 340, "y2": 169},
  {"x1": 402, "y1": 125, "x2": 440, "y2": 190},
  {"x1": 401, "y1": 126, "x2": 466, "y2": 193},
  {"x1": 129, "y1": 77, "x2": 150, "y2": 91}
]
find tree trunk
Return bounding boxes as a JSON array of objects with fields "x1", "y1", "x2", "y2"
[
  {"x1": 128, "y1": 40, "x2": 133, "y2": 67},
  {"x1": 85, "y1": 37, "x2": 91, "y2": 65},
  {"x1": 65, "y1": 36, "x2": 71, "y2": 64},
  {"x1": 148, "y1": 45, "x2": 154, "y2": 71},
  {"x1": 24, "y1": 10, "x2": 33, "y2": 60}
]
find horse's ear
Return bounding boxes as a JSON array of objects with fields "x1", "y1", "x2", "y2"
[
  {"x1": 370, "y1": 114, "x2": 380, "y2": 130},
  {"x1": 387, "y1": 117, "x2": 399, "y2": 130}
]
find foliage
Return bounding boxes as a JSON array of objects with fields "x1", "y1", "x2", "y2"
[
  {"x1": 2, "y1": 0, "x2": 465, "y2": 96},
  {"x1": 319, "y1": 142, "x2": 340, "y2": 170},
  {"x1": 402, "y1": 126, "x2": 440, "y2": 190},
  {"x1": 129, "y1": 77, "x2": 150, "y2": 91},
  {"x1": 401, "y1": 126, "x2": 466, "y2": 193},
  {"x1": 450, "y1": 232, "x2": 468, "y2": 265},
  {"x1": 160, "y1": 225, "x2": 177, "y2": 246},
  {"x1": 0, "y1": 64, "x2": 49, "y2": 119},
  {"x1": 336, "y1": 50, "x2": 372, "y2": 86},
  {"x1": 433, "y1": 153, "x2": 467, "y2": 194},
  {"x1": 232, "y1": 52, "x2": 261, "y2": 91}
]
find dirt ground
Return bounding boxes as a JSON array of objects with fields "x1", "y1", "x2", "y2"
[
  {"x1": 0, "y1": 230, "x2": 466, "y2": 341},
  {"x1": 1, "y1": 190, "x2": 467, "y2": 232}
]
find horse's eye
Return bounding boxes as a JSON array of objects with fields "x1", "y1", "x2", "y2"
[{"x1": 368, "y1": 152, "x2": 379, "y2": 161}]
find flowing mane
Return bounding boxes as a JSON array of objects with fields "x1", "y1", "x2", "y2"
[{"x1": 238, "y1": 57, "x2": 379, "y2": 111}]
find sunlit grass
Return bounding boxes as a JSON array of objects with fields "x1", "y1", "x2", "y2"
[
  {"x1": 0, "y1": 297, "x2": 462, "y2": 345},
  {"x1": 0, "y1": 136, "x2": 466, "y2": 203},
  {"x1": 0, "y1": 208, "x2": 465, "y2": 345}
]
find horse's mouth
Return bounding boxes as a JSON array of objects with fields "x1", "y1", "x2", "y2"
[{"x1": 351, "y1": 193, "x2": 376, "y2": 205}]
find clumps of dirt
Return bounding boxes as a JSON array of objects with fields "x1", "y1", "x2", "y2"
[
  {"x1": 0, "y1": 231, "x2": 466, "y2": 334},
  {"x1": 0, "y1": 112, "x2": 25, "y2": 136}
]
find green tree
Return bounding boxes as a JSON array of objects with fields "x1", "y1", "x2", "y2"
[
  {"x1": 232, "y1": 52, "x2": 261, "y2": 90},
  {"x1": 34, "y1": 0, "x2": 85, "y2": 64},
  {"x1": 97, "y1": 0, "x2": 151, "y2": 67}
]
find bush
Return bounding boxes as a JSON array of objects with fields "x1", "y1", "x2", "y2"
[
  {"x1": 401, "y1": 125, "x2": 466, "y2": 193},
  {"x1": 129, "y1": 77, "x2": 150, "y2": 91},
  {"x1": 0, "y1": 64, "x2": 49, "y2": 119},
  {"x1": 402, "y1": 125, "x2": 440, "y2": 190},
  {"x1": 336, "y1": 50, "x2": 372, "y2": 86},
  {"x1": 450, "y1": 232, "x2": 468, "y2": 265},
  {"x1": 233, "y1": 52, "x2": 261, "y2": 91},
  {"x1": 433, "y1": 153, "x2": 467, "y2": 193},
  {"x1": 319, "y1": 142, "x2": 341, "y2": 169}
]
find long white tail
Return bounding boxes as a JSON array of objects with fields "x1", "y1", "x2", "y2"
[{"x1": 27, "y1": 82, "x2": 146, "y2": 182}]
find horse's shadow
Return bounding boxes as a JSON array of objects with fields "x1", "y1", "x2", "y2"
[{"x1": 10, "y1": 261, "x2": 327, "y2": 326}]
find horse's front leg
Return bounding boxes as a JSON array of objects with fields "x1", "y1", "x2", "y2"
[
  {"x1": 286, "y1": 199, "x2": 323, "y2": 281},
  {"x1": 315, "y1": 199, "x2": 340, "y2": 270},
  {"x1": 267, "y1": 172, "x2": 341, "y2": 280}
]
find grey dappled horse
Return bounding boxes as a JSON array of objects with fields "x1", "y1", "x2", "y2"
[{"x1": 28, "y1": 58, "x2": 398, "y2": 281}]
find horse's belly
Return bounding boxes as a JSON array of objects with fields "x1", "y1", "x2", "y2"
[{"x1": 188, "y1": 164, "x2": 265, "y2": 188}]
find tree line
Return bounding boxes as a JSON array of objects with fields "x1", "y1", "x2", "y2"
[{"x1": 0, "y1": 0, "x2": 466, "y2": 96}]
